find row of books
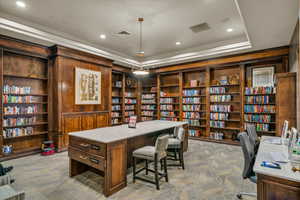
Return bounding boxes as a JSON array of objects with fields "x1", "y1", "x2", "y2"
[
  {"x1": 3, "y1": 95, "x2": 38, "y2": 103},
  {"x1": 141, "y1": 117, "x2": 153, "y2": 121},
  {"x1": 160, "y1": 98, "x2": 175, "y2": 104},
  {"x1": 161, "y1": 118, "x2": 178, "y2": 121},
  {"x1": 112, "y1": 98, "x2": 120, "y2": 104},
  {"x1": 3, "y1": 85, "x2": 31, "y2": 95},
  {"x1": 125, "y1": 98, "x2": 137, "y2": 104},
  {"x1": 188, "y1": 129, "x2": 202, "y2": 137},
  {"x1": 183, "y1": 112, "x2": 201, "y2": 119},
  {"x1": 112, "y1": 105, "x2": 121, "y2": 111},
  {"x1": 111, "y1": 112, "x2": 120, "y2": 117},
  {"x1": 4, "y1": 105, "x2": 39, "y2": 115},
  {"x1": 160, "y1": 105, "x2": 174, "y2": 111},
  {"x1": 112, "y1": 118, "x2": 121, "y2": 125},
  {"x1": 182, "y1": 89, "x2": 201, "y2": 96},
  {"x1": 210, "y1": 105, "x2": 232, "y2": 112},
  {"x1": 183, "y1": 105, "x2": 202, "y2": 112},
  {"x1": 210, "y1": 95, "x2": 232, "y2": 102},
  {"x1": 142, "y1": 94, "x2": 155, "y2": 99},
  {"x1": 141, "y1": 111, "x2": 155, "y2": 116},
  {"x1": 210, "y1": 120, "x2": 225, "y2": 128},
  {"x1": 209, "y1": 132, "x2": 224, "y2": 140},
  {"x1": 210, "y1": 113, "x2": 229, "y2": 121},
  {"x1": 160, "y1": 112, "x2": 176, "y2": 117},
  {"x1": 244, "y1": 114, "x2": 272, "y2": 123},
  {"x1": 209, "y1": 87, "x2": 226, "y2": 94},
  {"x1": 141, "y1": 105, "x2": 156, "y2": 110},
  {"x1": 245, "y1": 87, "x2": 275, "y2": 95},
  {"x1": 245, "y1": 96, "x2": 272, "y2": 104},
  {"x1": 3, "y1": 117, "x2": 37, "y2": 127},
  {"x1": 244, "y1": 105, "x2": 275, "y2": 113},
  {"x1": 125, "y1": 111, "x2": 135, "y2": 117},
  {"x1": 3, "y1": 127, "x2": 34, "y2": 138},
  {"x1": 182, "y1": 97, "x2": 201, "y2": 104},
  {"x1": 113, "y1": 81, "x2": 122, "y2": 88},
  {"x1": 142, "y1": 100, "x2": 156, "y2": 104},
  {"x1": 184, "y1": 119, "x2": 201, "y2": 126},
  {"x1": 125, "y1": 105, "x2": 135, "y2": 110},
  {"x1": 125, "y1": 92, "x2": 135, "y2": 97},
  {"x1": 244, "y1": 123, "x2": 271, "y2": 132}
]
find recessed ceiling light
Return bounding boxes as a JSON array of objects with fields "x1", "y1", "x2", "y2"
[
  {"x1": 99, "y1": 34, "x2": 106, "y2": 39},
  {"x1": 16, "y1": 1, "x2": 26, "y2": 8},
  {"x1": 176, "y1": 42, "x2": 181, "y2": 45},
  {"x1": 227, "y1": 28, "x2": 233, "y2": 32}
]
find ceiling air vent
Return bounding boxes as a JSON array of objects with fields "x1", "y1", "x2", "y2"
[
  {"x1": 117, "y1": 31, "x2": 131, "y2": 35},
  {"x1": 190, "y1": 23, "x2": 210, "y2": 33}
]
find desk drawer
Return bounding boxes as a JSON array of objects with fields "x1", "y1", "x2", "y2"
[
  {"x1": 69, "y1": 136, "x2": 106, "y2": 157},
  {"x1": 69, "y1": 147, "x2": 105, "y2": 171}
]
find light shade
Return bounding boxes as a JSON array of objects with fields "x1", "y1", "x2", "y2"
[{"x1": 132, "y1": 70, "x2": 149, "y2": 75}]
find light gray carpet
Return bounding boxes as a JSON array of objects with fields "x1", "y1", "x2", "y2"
[{"x1": 3, "y1": 140, "x2": 256, "y2": 200}]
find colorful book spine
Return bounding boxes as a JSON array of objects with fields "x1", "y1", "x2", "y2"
[
  {"x1": 141, "y1": 111, "x2": 154, "y2": 116},
  {"x1": 141, "y1": 105, "x2": 156, "y2": 110},
  {"x1": 160, "y1": 98, "x2": 174, "y2": 104},
  {"x1": 160, "y1": 112, "x2": 176, "y2": 117},
  {"x1": 244, "y1": 114, "x2": 272, "y2": 123},
  {"x1": 245, "y1": 96, "x2": 270, "y2": 104},
  {"x1": 244, "y1": 105, "x2": 275, "y2": 113},
  {"x1": 245, "y1": 87, "x2": 275, "y2": 95},
  {"x1": 182, "y1": 89, "x2": 200, "y2": 96},
  {"x1": 183, "y1": 112, "x2": 201, "y2": 119},
  {"x1": 210, "y1": 95, "x2": 232, "y2": 102},
  {"x1": 125, "y1": 98, "x2": 137, "y2": 104},
  {"x1": 112, "y1": 105, "x2": 121, "y2": 111},
  {"x1": 183, "y1": 97, "x2": 201, "y2": 104},
  {"x1": 184, "y1": 119, "x2": 201, "y2": 126},
  {"x1": 210, "y1": 105, "x2": 232, "y2": 112},
  {"x1": 209, "y1": 87, "x2": 226, "y2": 94},
  {"x1": 188, "y1": 129, "x2": 202, "y2": 137},
  {"x1": 210, "y1": 120, "x2": 225, "y2": 128},
  {"x1": 111, "y1": 112, "x2": 120, "y2": 117},
  {"x1": 210, "y1": 113, "x2": 229, "y2": 121},
  {"x1": 125, "y1": 105, "x2": 135, "y2": 110},
  {"x1": 183, "y1": 105, "x2": 201, "y2": 111},
  {"x1": 160, "y1": 105, "x2": 174, "y2": 110},
  {"x1": 3, "y1": 127, "x2": 33, "y2": 138}
]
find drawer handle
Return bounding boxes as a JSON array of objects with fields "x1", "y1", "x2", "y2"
[
  {"x1": 79, "y1": 143, "x2": 90, "y2": 148},
  {"x1": 91, "y1": 145, "x2": 100, "y2": 150},
  {"x1": 89, "y1": 158, "x2": 99, "y2": 164},
  {"x1": 79, "y1": 155, "x2": 88, "y2": 160}
]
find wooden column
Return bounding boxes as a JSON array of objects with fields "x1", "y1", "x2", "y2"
[
  {"x1": 157, "y1": 74, "x2": 161, "y2": 119},
  {"x1": 205, "y1": 67, "x2": 210, "y2": 138}
]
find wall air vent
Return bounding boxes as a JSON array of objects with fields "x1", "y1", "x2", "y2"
[{"x1": 190, "y1": 23, "x2": 210, "y2": 33}]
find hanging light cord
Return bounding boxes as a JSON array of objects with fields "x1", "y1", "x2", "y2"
[{"x1": 138, "y1": 17, "x2": 144, "y2": 54}]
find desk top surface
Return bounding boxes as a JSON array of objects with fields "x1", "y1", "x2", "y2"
[
  {"x1": 69, "y1": 120, "x2": 187, "y2": 143},
  {"x1": 254, "y1": 136, "x2": 300, "y2": 183}
]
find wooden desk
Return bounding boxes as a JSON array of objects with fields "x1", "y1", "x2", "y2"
[
  {"x1": 68, "y1": 120, "x2": 188, "y2": 197},
  {"x1": 254, "y1": 136, "x2": 300, "y2": 200}
]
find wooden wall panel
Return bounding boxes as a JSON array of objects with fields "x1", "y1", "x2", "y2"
[{"x1": 50, "y1": 45, "x2": 112, "y2": 151}]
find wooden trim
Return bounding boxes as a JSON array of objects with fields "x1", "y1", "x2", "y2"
[
  {"x1": 62, "y1": 111, "x2": 109, "y2": 116},
  {"x1": 154, "y1": 47, "x2": 289, "y2": 73},
  {"x1": 0, "y1": 34, "x2": 49, "y2": 58},
  {"x1": 112, "y1": 64, "x2": 132, "y2": 73},
  {"x1": 50, "y1": 45, "x2": 113, "y2": 67}
]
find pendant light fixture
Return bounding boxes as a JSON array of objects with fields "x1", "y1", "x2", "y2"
[
  {"x1": 133, "y1": 17, "x2": 149, "y2": 76},
  {"x1": 136, "y1": 17, "x2": 144, "y2": 57}
]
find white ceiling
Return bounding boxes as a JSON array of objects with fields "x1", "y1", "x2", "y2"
[{"x1": 0, "y1": 0, "x2": 298, "y2": 68}]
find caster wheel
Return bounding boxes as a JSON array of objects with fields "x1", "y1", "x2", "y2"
[{"x1": 236, "y1": 194, "x2": 242, "y2": 199}]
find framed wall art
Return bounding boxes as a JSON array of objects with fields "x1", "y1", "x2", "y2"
[{"x1": 75, "y1": 67, "x2": 101, "y2": 105}]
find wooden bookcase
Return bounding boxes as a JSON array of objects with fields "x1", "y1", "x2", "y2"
[
  {"x1": 1, "y1": 50, "x2": 49, "y2": 159},
  {"x1": 159, "y1": 72, "x2": 180, "y2": 121},
  {"x1": 124, "y1": 74, "x2": 138, "y2": 123},
  {"x1": 182, "y1": 70, "x2": 207, "y2": 139},
  {"x1": 140, "y1": 75, "x2": 157, "y2": 121},
  {"x1": 111, "y1": 71, "x2": 123, "y2": 126}
]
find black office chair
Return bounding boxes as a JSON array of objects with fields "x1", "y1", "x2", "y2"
[
  {"x1": 236, "y1": 132, "x2": 257, "y2": 199},
  {"x1": 246, "y1": 124, "x2": 259, "y2": 153}
]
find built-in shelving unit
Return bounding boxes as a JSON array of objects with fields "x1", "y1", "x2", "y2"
[
  {"x1": 1, "y1": 51, "x2": 49, "y2": 159},
  {"x1": 140, "y1": 75, "x2": 157, "y2": 121},
  {"x1": 124, "y1": 74, "x2": 138, "y2": 123},
  {"x1": 111, "y1": 71, "x2": 123, "y2": 126},
  {"x1": 159, "y1": 73, "x2": 180, "y2": 121}
]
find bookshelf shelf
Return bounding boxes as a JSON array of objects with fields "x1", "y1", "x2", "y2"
[
  {"x1": 3, "y1": 74, "x2": 48, "y2": 80},
  {"x1": 4, "y1": 131, "x2": 48, "y2": 140}
]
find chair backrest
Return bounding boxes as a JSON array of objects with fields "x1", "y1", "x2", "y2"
[
  {"x1": 155, "y1": 135, "x2": 169, "y2": 159},
  {"x1": 246, "y1": 124, "x2": 258, "y2": 147},
  {"x1": 238, "y1": 132, "x2": 256, "y2": 179},
  {"x1": 173, "y1": 126, "x2": 179, "y2": 138},
  {"x1": 281, "y1": 120, "x2": 289, "y2": 139},
  {"x1": 177, "y1": 127, "x2": 185, "y2": 141}
]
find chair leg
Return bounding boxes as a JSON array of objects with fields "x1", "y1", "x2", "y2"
[
  {"x1": 154, "y1": 156, "x2": 160, "y2": 190},
  {"x1": 160, "y1": 159, "x2": 163, "y2": 171},
  {"x1": 174, "y1": 150, "x2": 178, "y2": 160},
  {"x1": 180, "y1": 147, "x2": 185, "y2": 170},
  {"x1": 133, "y1": 157, "x2": 136, "y2": 183},
  {"x1": 163, "y1": 157, "x2": 168, "y2": 182},
  {"x1": 145, "y1": 160, "x2": 148, "y2": 175}
]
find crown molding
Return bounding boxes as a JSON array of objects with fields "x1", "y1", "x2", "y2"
[{"x1": 0, "y1": 0, "x2": 252, "y2": 70}]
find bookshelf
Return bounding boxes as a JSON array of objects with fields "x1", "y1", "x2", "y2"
[
  {"x1": 140, "y1": 75, "x2": 157, "y2": 121},
  {"x1": 1, "y1": 51, "x2": 49, "y2": 158},
  {"x1": 159, "y1": 73, "x2": 180, "y2": 121},
  {"x1": 182, "y1": 70, "x2": 207, "y2": 139},
  {"x1": 111, "y1": 71, "x2": 123, "y2": 125},
  {"x1": 124, "y1": 74, "x2": 138, "y2": 123},
  {"x1": 206, "y1": 66, "x2": 242, "y2": 145}
]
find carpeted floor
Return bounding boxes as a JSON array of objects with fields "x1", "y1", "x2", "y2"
[{"x1": 3, "y1": 140, "x2": 256, "y2": 200}]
